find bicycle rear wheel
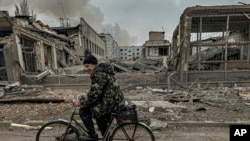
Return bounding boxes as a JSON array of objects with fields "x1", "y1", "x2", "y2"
[
  {"x1": 110, "y1": 122, "x2": 155, "y2": 141},
  {"x1": 36, "y1": 120, "x2": 79, "y2": 141}
]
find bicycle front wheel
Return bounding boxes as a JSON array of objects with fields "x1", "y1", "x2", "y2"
[
  {"x1": 36, "y1": 120, "x2": 79, "y2": 141},
  {"x1": 110, "y1": 122, "x2": 155, "y2": 141}
]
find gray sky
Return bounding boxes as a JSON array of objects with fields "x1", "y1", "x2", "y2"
[
  {"x1": 90, "y1": 0, "x2": 250, "y2": 45},
  {"x1": 0, "y1": 0, "x2": 249, "y2": 45}
]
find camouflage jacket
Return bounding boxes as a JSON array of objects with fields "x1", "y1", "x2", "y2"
[{"x1": 80, "y1": 63, "x2": 124, "y2": 117}]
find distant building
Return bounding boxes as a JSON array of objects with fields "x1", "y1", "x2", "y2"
[
  {"x1": 99, "y1": 33, "x2": 120, "y2": 59},
  {"x1": 142, "y1": 31, "x2": 171, "y2": 59},
  {"x1": 120, "y1": 46, "x2": 142, "y2": 60}
]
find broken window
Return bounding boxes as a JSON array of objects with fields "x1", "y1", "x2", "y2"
[
  {"x1": 0, "y1": 45, "x2": 5, "y2": 67},
  {"x1": 147, "y1": 46, "x2": 169, "y2": 57},
  {"x1": 20, "y1": 36, "x2": 37, "y2": 73},
  {"x1": 149, "y1": 47, "x2": 158, "y2": 57},
  {"x1": 44, "y1": 44, "x2": 53, "y2": 68},
  {"x1": 159, "y1": 47, "x2": 169, "y2": 56},
  {"x1": 0, "y1": 30, "x2": 12, "y2": 37},
  {"x1": 0, "y1": 44, "x2": 7, "y2": 81}
]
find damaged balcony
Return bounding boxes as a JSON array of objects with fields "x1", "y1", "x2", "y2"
[{"x1": 171, "y1": 4, "x2": 250, "y2": 86}]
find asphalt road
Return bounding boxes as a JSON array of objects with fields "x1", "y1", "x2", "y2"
[{"x1": 0, "y1": 124, "x2": 229, "y2": 141}]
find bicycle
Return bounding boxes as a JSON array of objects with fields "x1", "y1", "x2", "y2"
[{"x1": 35, "y1": 104, "x2": 155, "y2": 141}]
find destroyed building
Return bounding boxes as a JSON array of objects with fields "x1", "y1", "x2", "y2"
[
  {"x1": 0, "y1": 11, "x2": 105, "y2": 83},
  {"x1": 53, "y1": 18, "x2": 105, "y2": 60},
  {"x1": 142, "y1": 31, "x2": 171, "y2": 60},
  {"x1": 99, "y1": 33, "x2": 120, "y2": 59},
  {"x1": 141, "y1": 31, "x2": 171, "y2": 71},
  {"x1": 171, "y1": 4, "x2": 250, "y2": 86},
  {"x1": 111, "y1": 31, "x2": 171, "y2": 72}
]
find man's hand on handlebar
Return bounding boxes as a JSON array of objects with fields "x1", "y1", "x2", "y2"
[
  {"x1": 73, "y1": 100, "x2": 81, "y2": 107},
  {"x1": 72, "y1": 94, "x2": 86, "y2": 107}
]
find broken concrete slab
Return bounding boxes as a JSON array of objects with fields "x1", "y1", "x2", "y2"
[
  {"x1": 149, "y1": 118, "x2": 168, "y2": 130},
  {"x1": 63, "y1": 46, "x2": 82, "y2": 65},
  {"x1": 35, "y1": 69, "x2": 51, "y2": 80},
  {"x1": 152, "y1": 88, "x2": 170, "y2": 93},
  {"x1": 111, "y1": 63, "x2": 132, "y2": 72},
  {"x1": 5, "y1": 82, "x2": 20, "y2": 89},
  {"x1": 131, "y1": 101, "x2": 187, "y2": 113},
  {"x1": 58, "y1": 65, "x2": 84, "y2": 74},
  {"x1": 133, "y1": 62, "x2": 161, "y2": 71}
]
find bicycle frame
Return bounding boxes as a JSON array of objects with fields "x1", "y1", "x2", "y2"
[
  {"x1": 60, "y1": 107, "x2": 116, "y2": 141},
  {"x1": 64, "y1": 107, "x2": 88, "y2": 134},
  {"x1": 37, "y1": 106, "x2": 155, "y2": 141}
]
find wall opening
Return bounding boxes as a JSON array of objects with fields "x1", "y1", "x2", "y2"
[
  {"x1": 0, "y1": 44, "x2": 7, "y2": 81},
  {"x1": 21, "y1": 36, "x2": 37, "y2": 73},
  {"x1": 44, "y1": 44, "x2": 53, "y2": 68}
]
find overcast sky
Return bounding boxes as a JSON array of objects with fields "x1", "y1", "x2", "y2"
[
  {"x1": 0, "y1": 0, "x2": 250, "y2": 45},
  {"x1": 90, "y1": 0, "x2": 250, "y2": 45}
]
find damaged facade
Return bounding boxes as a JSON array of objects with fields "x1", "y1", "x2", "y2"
[
  {"x1": 53, "y1": 18, "x2": 105, "y2": 61},
  {"x1": 171, "y1": 5, "x2": 250, "y2": 86},
  {"x1": 142, "y1": 31, "x2": 171, "y2": 60},
  {"x1": 0, "y1": 11, "x2": 105, "y2": 83},
  {"x1": 99, "y1": 33, "x2": 119, "y2": 59}
]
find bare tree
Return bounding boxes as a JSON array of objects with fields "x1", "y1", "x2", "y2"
[{"x1": 15, "y1": 0, "x2": 36, "y2": 20}]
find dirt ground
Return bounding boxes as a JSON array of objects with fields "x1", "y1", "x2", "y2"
[
  {"x1": 1, "y1": 86, "x2": 250, "y2": 141},
  {"x1": 1, "y1": 86, "x2": 250, "y2": 124}
]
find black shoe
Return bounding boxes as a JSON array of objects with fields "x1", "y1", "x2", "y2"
[
  {"x1": 79, "y1": 134, "x2": 98, "y2": 141},
  {"x1": 60, "y1": 133, "x2": 77, "y2": 141}
]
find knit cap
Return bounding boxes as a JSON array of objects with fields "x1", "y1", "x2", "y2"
[{"x1": 83, "y1": 55, "x2": 98, "y2": 65}]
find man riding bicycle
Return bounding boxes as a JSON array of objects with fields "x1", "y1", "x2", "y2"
[{"x1": 73, "y1": 54, "x2": 125, "y2": 141}]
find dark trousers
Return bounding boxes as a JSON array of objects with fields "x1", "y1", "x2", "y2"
[{"x1": 79, "y1": 106, "x2": 112, "y2": 136}]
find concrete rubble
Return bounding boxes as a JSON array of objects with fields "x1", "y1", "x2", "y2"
[{"x1": 0, "y1": 78, "x2": 250, "y2": 130}]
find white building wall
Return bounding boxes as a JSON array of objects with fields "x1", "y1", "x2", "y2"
[
  {"x1": 99, "y1": 33, "x2": 120, "y2": 59},
  {"x1": 120, "y1": 46, "x2": 142, "y2": 60}
]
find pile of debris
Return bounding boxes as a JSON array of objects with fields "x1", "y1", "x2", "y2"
[
  {"x1": 110, "y1": 59, "x2": 166, "y2": 73},
  {"x1": 189, "y1": 47, "x2": 250, "y2": 70}
]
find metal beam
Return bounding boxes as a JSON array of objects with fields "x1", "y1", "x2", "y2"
[{"x1": 243, "y1": 12, "x2": 250, "y2": 20}]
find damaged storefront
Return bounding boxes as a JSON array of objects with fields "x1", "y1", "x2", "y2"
[{"x1": 171, "y1": 4, "x2": 250, "y2": 86}]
